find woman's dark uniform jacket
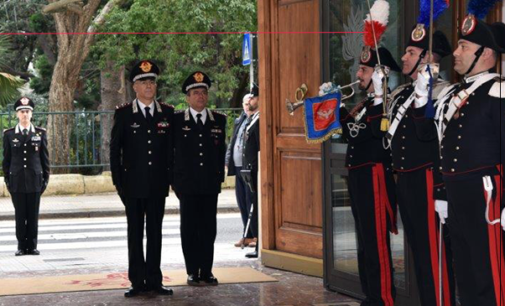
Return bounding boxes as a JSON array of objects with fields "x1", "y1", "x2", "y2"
[{"x1": 3, "y1": 126, "x2": 50, "y2": 193}]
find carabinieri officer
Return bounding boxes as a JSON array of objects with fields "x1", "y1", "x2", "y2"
[
  {"x1": 173, "y1": 71, "x2": 227, "y2": 287},
  {"x1": 3, "y1": 97, "x2": 50, "y2": 256}
]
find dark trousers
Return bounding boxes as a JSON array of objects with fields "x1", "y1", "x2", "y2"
[
  {"x1": 247, "y1": 171, "x2": 259, "y2": 252},
  {"x1": 234, "y1": 166, "x2": 253, "y2": 239},
  {"x1": 178, "y1": 193, "x2": 218, "y2": 277},
  {"x1": 396, "y1": 168, "x2": 456, "y2": 306},
  {"x1": 347, "y1": 163, "x2": 396, "y2": 306},
  {"x1": 124, "y1": 197, "x2": 166, "y2": 288},
  {"x1": 11, "y1": 192, "x2": 41, "y2": 250},
  {"x1": 445, "y1": 174, "x2": 505, "y2": 306}
]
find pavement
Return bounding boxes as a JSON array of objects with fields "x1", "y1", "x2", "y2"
[{"x1": 0, "y1": 189, "x2": 239, "y2": 220}]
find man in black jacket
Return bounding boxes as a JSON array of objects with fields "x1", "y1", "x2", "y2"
[
  {"x1": 241, "y1": 84, "x2": 260, "y2": 258},
  {"x1": 3, "y1": 97, "x2": 50, "y2": 257},
  {"x1": 173, "y1": 71, "x2": 227, "y2": 286},
  {"x1": 225, "y1": 94, "x2": 255, "y2": 247},
  {"x1": 110, "y1": 60, "x2": 174, "y2": 297}
]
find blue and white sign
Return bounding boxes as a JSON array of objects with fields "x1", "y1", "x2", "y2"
[{"x1": 242, "y1": 33, "x2": 252, "y2": 66}]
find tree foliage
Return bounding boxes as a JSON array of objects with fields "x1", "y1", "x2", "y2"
[{"x1": 94, "y1": 0, "x2": 257, "y2": 107}]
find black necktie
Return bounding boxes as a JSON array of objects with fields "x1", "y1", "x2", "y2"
[
  {"x1": 23, "y1": 128, "x2": 28, "y2": 136},
  {"x1": 145, "y1": 106, "x2": 153, "y2": 123},
  {"x1": 196, "y1": 113, "x2": 204, "y2": 130}
]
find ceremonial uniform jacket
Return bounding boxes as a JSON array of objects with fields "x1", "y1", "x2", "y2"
[
  {"x1": 380, "y1": 80, "x2": 449, "y2": 200},
  {"x1": 242, "y1": 112, "x2": 260, "y2": 173},
  {"x1": 2, "y1": 125, "x2": 50, "y2": 193},
  {"x1": 419, "y1": 72, "x2": 505, "y2": 184},
  {"x1": 339, "y1": 97, "x2": 392, "y2": 169},
  {"x1": 172, "y1": 108, "x2": 227, "y2": 195},
  {"x1": 110, "y1": 100, "x2": 174, "y2": 199}
]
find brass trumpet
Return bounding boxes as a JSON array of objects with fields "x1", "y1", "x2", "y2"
[{"x1": 286, "y1": 80, "x2": 360, "y2": 115}]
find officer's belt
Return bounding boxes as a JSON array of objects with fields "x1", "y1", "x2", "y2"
[
  {"x1": 437, "y1": 73, "x2": 499, "y2": 142},
  {"x1": 385, "y1": 91, "x2": 415, "y2": 143}
]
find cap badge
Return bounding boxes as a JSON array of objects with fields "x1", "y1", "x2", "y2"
[
  {"x1": 412, "y1": 24, "x2": 426, "y2": 42},
  {"x1": 139, "y1": 61, "x2": 152, "y2": 73},
  {"x1": 21, "y1": 98, "x2": 30, "y2": 105},
  {"x1": 194, "y1": 72, "x2": 204, "y2": 83},
  {"x1": 360, "y1": 46, "x2": 372, "y2": 63},
  {"x1": 461, "y1": 14, "x2": 476, "y2": 36}
]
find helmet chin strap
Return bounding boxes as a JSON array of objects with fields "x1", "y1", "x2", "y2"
[
  {"x1": 464, "y1": 46, "x2": 485, "y2": 76},
  {"x1": 365, "y1": 79, "x2": 373, "y2": 91},
  {"x1": 407, "y1": 49, "x2": 428, "y2": 76}
]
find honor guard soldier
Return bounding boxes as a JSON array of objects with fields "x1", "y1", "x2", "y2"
[
  {"x1": 241, "y1": 84, "x2": 260, "y2": 259},
  {"x1": 110, "y1": 60, "x2": 174, "y2": 297},
  {"x1": 380, "y1": 25, "x2": 456, "y2": 306},
  {"x1": 173, "y1": 71, "x2": 227, "y2": 286},
  {"x1": 3, "y1": 97, "x2": 50, "y2": 256},
  {"x1": 415, "y1": 11, "x2": 505, "y2": 306}
]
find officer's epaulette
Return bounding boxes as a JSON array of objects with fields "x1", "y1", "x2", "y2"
[
  {"x1": 115, "y1": 102, "x2": 132, "y2": 110},
  {"x1": 211, "y1": 110, "x2": 228, "y2": 117},
  {"x1": 159, "y1": 102, "x2": 174, "y2": 109},
  {"x1": 174, "y1": 110, "x2": 185, "y2": 114},
  {"x1": 35, "y1": 127, "x2": 46, "y2": 132},
  {"x1": 489, "y1": 77, "x2": 505, "y2": 98},
  {"x1": 3, "y1": 127, "x2": 14, "y2": 134},
  {"x1": 390, "y1": 83, "x2": 412, "y2": 100}
]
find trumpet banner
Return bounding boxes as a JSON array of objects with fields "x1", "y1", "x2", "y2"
[{"x1": 303, "y1": 92, "x2": 342, "y2": 144}]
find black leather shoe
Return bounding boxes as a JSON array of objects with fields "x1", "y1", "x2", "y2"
[
  {"x1": 245, "y1": 251, "x2": 258, "y2": 258},
  {"x1": 15, "y1": 249, "x2": 25, "y2": 256},
  {"x1": 152, "y1": 286, "x2": 173, "y2": 295},
  {"x1": 124, "y1": 287, "x2": 143, "y2": 298},
  {"x1": 187, "y1": 274, "x2": 200, "y2": 286},
  {"x1": 27, "y1": 249, "x2": 40, "y2": 255},
  {"x1": 201, "y1": 275, "x2": 219, "y2": 286}
]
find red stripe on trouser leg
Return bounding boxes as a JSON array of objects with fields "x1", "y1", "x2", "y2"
[
  {"x1": 376, "y1": 164, "x2": 398, "y2": 235},
  {"x1": 486, "y1": 174, "x2": 505, "y2": 306},
  {"x1": 372, "y1": 164, "x2": 394, "y2": 306},
  {"x1": 426, "y1": 168, "x2": 441, "y2": 306}
]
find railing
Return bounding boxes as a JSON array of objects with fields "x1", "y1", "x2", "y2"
[{"x1": 0, "y1": 107, "x2": 242, "y2": 174}]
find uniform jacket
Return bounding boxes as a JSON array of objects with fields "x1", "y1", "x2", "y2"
[
  {"x1": 384, "y1": 81, "x2": 449, "y2": 200},
  {"x1": 225, "y1": 112, "x2": 248, "y2": 176},
  {"x1": 172, "y1": 108, "x2": 227, "y2": 195},
  {"x1": 339, "y1": 97, "x2": 392, "y2": 169},
  {"x1": 110, "y1": 100, "x2": 174, "y2": 199},
  {"x1": 242, "y1": 112, "x2": 260, "y2": 173},
  {"x1": 2, "y1": 124, "x2": 50, "y2": 193}
]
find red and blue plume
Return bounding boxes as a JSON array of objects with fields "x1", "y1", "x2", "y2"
[
  {"x1": 363, "y1": 0, "x2": 390, "y2": 47},
  {"x1": 468, "y1": 0, "x2": 501, "y2": 19},
  {"x1": 417, "y1": 0, "x2": 450, "y2": 26}
]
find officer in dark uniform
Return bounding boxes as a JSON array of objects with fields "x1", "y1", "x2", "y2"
[
  {"x1": 241, "y1": 84, "x2": 260, "y2": 258},
  {"x1": 173, "y1": 71, "x2": 227, "y2": 286},
  {"x1": 379, "y1": 26, "x2": 456, "y2": 306},
  {"x1": 415, "y1": 17, "x2": 505, "y2": 306},
  {"x1": 110, "y1": 60, "x2": 174, "y2": 297},
  {"x1": 331, "y1": 46, "x2": 400, "y2": 306},
  {"x1": 3, "y1": 97, "x2": 50, "y2": 256}
]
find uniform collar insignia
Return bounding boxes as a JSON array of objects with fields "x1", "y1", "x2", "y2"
[
  {"x1": 184, "y1": 109, "x2": 191, "y2": 121},
  {"x1": 207, "y1": 109, "x2": 215, "y2": 122},
  {"x1": 132, "y1": 99, "x2": 139, "y2": 114}
]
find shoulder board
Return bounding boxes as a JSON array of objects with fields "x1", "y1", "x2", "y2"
[
  {"x1": 159, "y1": 102, "x2": 174, "y2": 108},
  {"x1": 211, "y1": 110, "x2": 228, "y2": 117},
  {"x1": 115, "y1": 102, "x2": 132, "y2": 110},
  {"x1": 3, "y1": 127, "x2": 14, "y2": 134},
  {"x1": 390, "y1": 83, "x2": 412, "y2": 100},
  {"x1": 35, "y1": 127, "x2": 46, "y2": 132},
  {"x1": 489, "y1": 80, "x2": 505, "y2": 98},
  {"x1": 174, "y1": 110, "x2": 185, "y2": 114}
]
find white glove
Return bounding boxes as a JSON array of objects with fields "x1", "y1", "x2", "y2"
[
  {"x1": 501, "y1": 208, "x2": 505, "y2": 231},
  {"x1": 435, "y1": 200, "x2": 448, "y2": 224},
  {"x1": 414, "y1": 65, "x2": 431, "y2": 108},
  {"x1": 371, "y1": 70, "x2": 384, "y2": 97},
  {"x1": 318, "y1": 82, "x2": 333, "y2": 97}
]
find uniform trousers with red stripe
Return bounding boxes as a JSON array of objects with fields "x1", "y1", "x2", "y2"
[
  {"x1": 444, "y1": 174, "x2": 504, "y2": 306},
  {"x1": 396, "y1": 168, "x2": 456, "y2": 306},
  {"x1": 347, "y1": 163, "x2": 397, "y2": 306}
]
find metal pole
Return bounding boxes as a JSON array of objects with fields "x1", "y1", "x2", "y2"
[{"x1": 249, "y1": 33, "x2": 254, "y2": 88}]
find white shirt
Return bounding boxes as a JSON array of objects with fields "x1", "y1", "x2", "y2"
[
  {"x1": 137, "y1": 99, "x2": 155, "y2": 118},
  {"x1": 189, "y1": 107, "x2": 207, "y2": 125}
]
